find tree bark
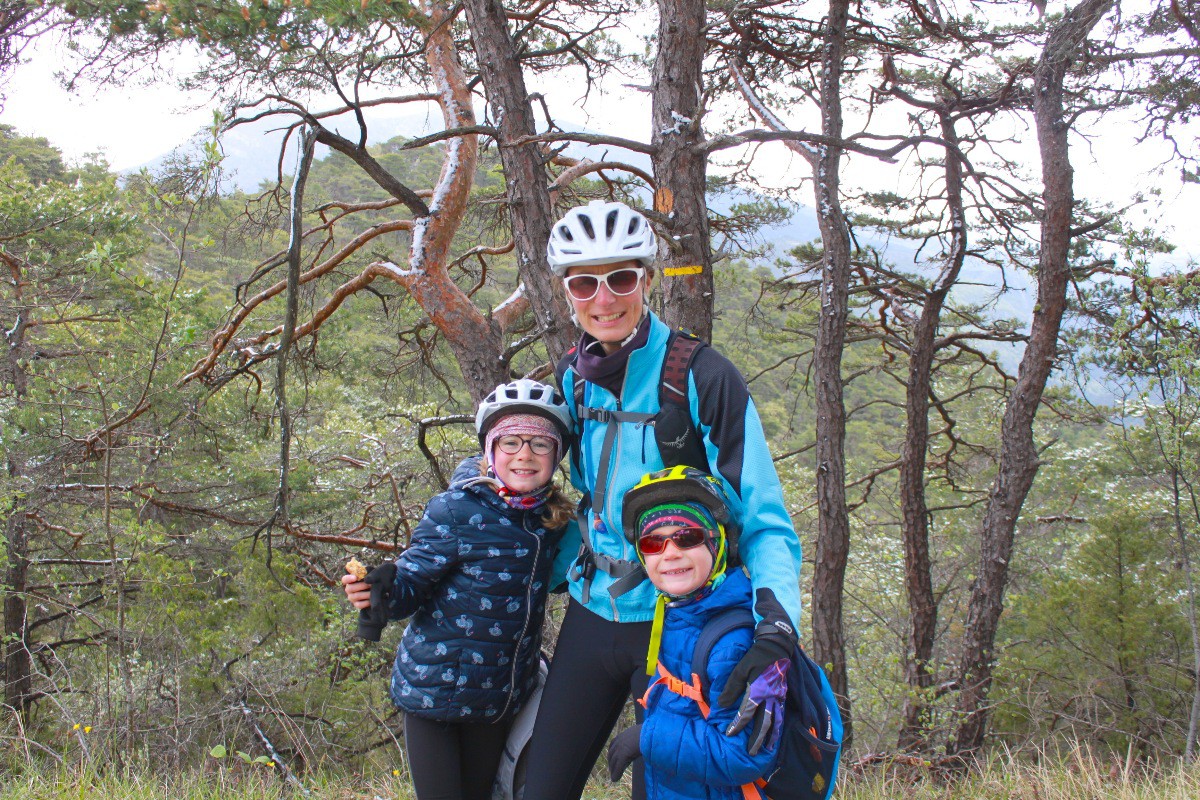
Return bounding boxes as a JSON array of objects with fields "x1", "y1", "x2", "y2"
[
  {"x1": 2, "y1": 497, "x2": 31, "y2": 718},
  {"x1": 652, "y1": 0, "x2": 714, "y2": 341},
  {"x1": 459, "y1": 0, "x2": 577, "y2": 364},
  {"x1": 949, "y1": 0, "x2": 1116, "y2": 757},
  {"x1": 1170, "y1": 467, "x2": 1200, "y2": 761},
  {"x1": 391, "y1": 1, "x2": 510, "y2": 402},
  {"x1": 2, "y1": 258, "x2": 32, "y2": 718},
  {"x1": 810, "y1": 0, "x2": 854, "y2": 747},
  {"x1": 897, "y1": 110, "x2": 968, "y2": 752}
]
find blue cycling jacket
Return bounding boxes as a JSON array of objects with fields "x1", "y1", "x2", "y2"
[{"x1": 558, "y1": 312, "x2": 802, "y2": 627}]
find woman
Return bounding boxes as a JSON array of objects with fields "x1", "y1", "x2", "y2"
[{"x1": 521, "y1": 201, "x2": 803, "y2": 800}]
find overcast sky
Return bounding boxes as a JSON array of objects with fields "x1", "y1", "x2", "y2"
[{"x1": 3, "y1": 28, "x2": 1196, "y2": 263}]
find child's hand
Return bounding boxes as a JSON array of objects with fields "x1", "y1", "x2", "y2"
[
  {"x1": 606, "y1": 724, "x2": 642, "y2": 782},
  {"x1": 342, "y1": 572, "x2": 371, "y2": 610}
]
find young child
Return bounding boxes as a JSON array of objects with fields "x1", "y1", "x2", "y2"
[
  {"x1": 606, "y1": 466, "x2": 786, "y2": 800},
  {"x1": 342, "y1": 379, "x2": 577, "y2": 800}
]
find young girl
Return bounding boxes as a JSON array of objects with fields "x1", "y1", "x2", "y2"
[{"x1": 342, "y1": 379, "x2": 576, "y2": 800}]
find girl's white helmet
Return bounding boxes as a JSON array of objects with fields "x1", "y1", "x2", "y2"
[
  {"x1": 474, "y1": 379, "x2": 572, "y2": 447},
  {"x1": 546, "y1": 200, "x2": 657, "y2": 275}
]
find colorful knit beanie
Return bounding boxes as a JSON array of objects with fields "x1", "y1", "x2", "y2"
[{"x1": 636, "y1": 502, "x2": 723, "y2": 565}]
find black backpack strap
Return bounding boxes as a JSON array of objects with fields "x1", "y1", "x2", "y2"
[
  {"x1": 655, "y1": 330, "x2": 709, "y2": 470},
  {"x1": 691, "y1": 606, "x2": 756, "y2": 697},
  {"x1": 554, "y1": 347, "x2": 584, "y2": 480},
  {"x1": 571, "y1": 403, "x2": 653, "y2": 603},
  {"x1": 660, "y1": 329, "x2": 704, "y2": 405}
]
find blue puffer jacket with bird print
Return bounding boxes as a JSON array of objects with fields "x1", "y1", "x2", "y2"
[{"x1": 385, "y1": 456, "x2": 569, "y2": 723}]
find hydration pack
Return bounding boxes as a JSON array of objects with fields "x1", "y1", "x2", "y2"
[
  {"x1": 555, "y1": 330, "x2": 711, "y2": 604},
  {"x1": 491, "y1": 654, "x2": 549, "y2": 800}
]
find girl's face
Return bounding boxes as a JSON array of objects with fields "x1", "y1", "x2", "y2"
[
  {"x1": 641, "y1": 525, "x2": 714, "y2": 597},
  {"x1": 491, "y1": 434, "x2": 557, "y2": 494},
  {"x1": 564, "y1": 259, "x2": 648, "y2": 353}
]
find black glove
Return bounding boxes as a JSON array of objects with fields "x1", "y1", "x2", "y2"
[
  {"x1": 717, "y1": 588, "x2": 797, "y2": 710},
  {"x1": 606, "y1": 724, "x2": 642, "y2": 783},
  {"x1": 356, "y1": 562, "x2": 396, "y2": 641}
]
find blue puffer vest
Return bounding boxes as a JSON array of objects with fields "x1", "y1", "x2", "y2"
[
  {"x1": 386, "y1": 456, "x2": 566, "y2": 723},
  {"x1": 640, "y1": 570, "x2": 780, "y2": 799}
]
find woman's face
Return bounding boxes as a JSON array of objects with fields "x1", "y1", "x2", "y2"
[
  {"x1": 641, "y1": 525, "x2": 714, "y2": 597},
  {"x1": 491, "y1": 435, "x2": 557, "y2": 494},
  {"x1": 563, "y1": 259, "x2": 648, "y2": 353}
]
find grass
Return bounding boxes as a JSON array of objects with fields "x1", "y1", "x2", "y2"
[
  {"x1": 2, "y1": 751, "x2": 1198, "y2": 799},
  {"x1": 838, "y1": 749, "x2": 1200, "y2": 800}
]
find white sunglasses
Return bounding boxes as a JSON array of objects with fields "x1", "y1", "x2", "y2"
[{"x1": 562, "y1": 267, "x2": 645, "y2": 301}]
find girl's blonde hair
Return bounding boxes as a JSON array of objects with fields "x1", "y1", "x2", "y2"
[{"x1": 540, "y1": 482, "x2": 576, "y2": 531}]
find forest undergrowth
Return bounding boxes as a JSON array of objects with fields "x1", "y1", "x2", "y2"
[{"x1": 3, "y1": 751, "x2": 1199, "y2": 800}]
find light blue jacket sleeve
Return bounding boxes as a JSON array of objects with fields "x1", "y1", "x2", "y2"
[
  {"x1": 550, "y1": 516, "x2": 581, "y2": 591},
  {"x1": 691, "y1": 368, "x2": 803, "y2": 630}
]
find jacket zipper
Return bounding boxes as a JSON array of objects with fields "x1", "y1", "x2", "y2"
[{"x1": 495, "y1": 515, "x2": 542, "y2": 721}]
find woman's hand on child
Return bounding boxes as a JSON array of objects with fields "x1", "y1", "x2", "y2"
[
  {"x1": 719, "y1": 588, "x2": 795, "y2": 707},
  {"x1": 606, "y1": 724, "x2": 643, "y2": 782}
]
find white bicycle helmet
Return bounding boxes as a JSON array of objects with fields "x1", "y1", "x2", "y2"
[
  {"x1": 475, "y1": 379, "x2": 572, "y2": 447},
  {"x1": 546, "y1": 200, "x2": 657, "y2": 275}
]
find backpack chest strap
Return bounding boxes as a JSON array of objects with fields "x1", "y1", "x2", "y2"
[
  {"x1": 568, "y1": 503, "x2": 646, "y2": 606},
  {"x1": 569, "y1": 403, "x2": 655, "y2": 605},
  {"x1": 640, "y1": 661, "x2": 710, "y2": 718},
  {"x1": 640, "y1": 661, "x2": 769, "y2": 800}
]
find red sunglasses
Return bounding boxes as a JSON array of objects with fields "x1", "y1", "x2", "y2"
[{"x1": 636, "y1": 526, "x2": 710, "y2": 556}]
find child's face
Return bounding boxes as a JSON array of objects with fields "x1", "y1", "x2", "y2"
[
  {"x1": 640, "y1": 525, "x2": 715, "y2": 597},
  {"x1": 491, "y1": 434, "x2": 556, "y2": 493}
]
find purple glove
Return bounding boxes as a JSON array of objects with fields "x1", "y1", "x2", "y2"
[{"x1": 724, "y1": 658, "x2": 789, "y2": 755}]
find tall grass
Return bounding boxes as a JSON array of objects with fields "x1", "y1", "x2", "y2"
[
  {"x1": 3, "y1": 751, "x2": 1197, "y2": 800},
  {"x1": 839, "y1": 749, "x2": 1200, "y2": 800},
  {"x1": 0, "y1": 765, "x2": 409, "y2": 800}
]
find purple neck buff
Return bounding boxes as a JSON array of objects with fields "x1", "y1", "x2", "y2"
[{"x1": 573, "y1": 315, "x2": 650, "y2": 397}]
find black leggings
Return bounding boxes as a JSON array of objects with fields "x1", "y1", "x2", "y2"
[
  {"x1": 521, "y1": 598, "x2": 652, "y2": 800},
  {"x1": 404, "y1": 713, "x2": 511, "y2": 800}
]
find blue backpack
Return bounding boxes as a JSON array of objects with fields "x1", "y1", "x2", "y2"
[{"x1": 691, "y1": 607, "x2": 843, "y2": 800}]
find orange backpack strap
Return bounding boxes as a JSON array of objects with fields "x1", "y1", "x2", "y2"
[
  {"x1": 640, "y1": 661, "x2": 710, "y2": 718},
  {"x1": 739, "y1": 779, "x2": 768, "y2": 800},
  {"x1": 643, "y1": 662, "x2": 770, "y2": 800}
]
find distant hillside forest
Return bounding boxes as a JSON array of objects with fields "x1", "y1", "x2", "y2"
[{"x1": 2, "y1": 114, "x2": 1198, "y2": 779}]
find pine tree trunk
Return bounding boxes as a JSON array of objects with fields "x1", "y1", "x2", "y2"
[
  {"x1": 810, "y1": 0, "x2": 854, "y2": 748},
  {"x1": 897, "y1": 112, "x2": 968, "y2": 752},
  {"x1": 652, "y1": 0, "x2": 713, "y2": 341},
  {"x1": 459, "y1": 0, "x2": 577, "y2": 364},
  {"x1": 2, "y1": 257, "x2": 32, "y2": 718},
  {"x1": 950, "y1": 0, "x2": 1115, "y2": 757},
  {"x1": 2, "y1": 499, "x2": 31, "y2": 717}
]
